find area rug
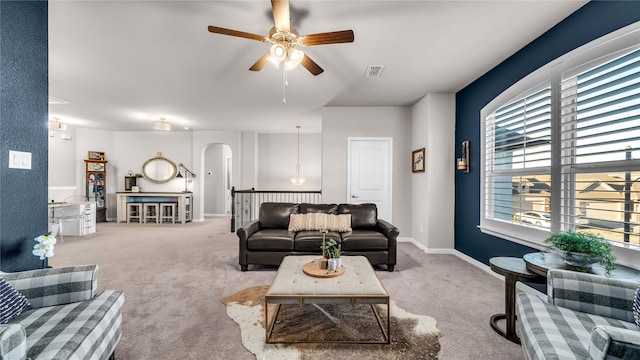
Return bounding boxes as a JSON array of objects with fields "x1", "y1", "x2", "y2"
[{"x1": 221, "y1": 285, "x2": 442, "y2": 360}]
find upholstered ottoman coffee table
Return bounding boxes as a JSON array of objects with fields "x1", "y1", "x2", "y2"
[{"x1": 265, "y1": 255, "x2": 390, "y2": 344}]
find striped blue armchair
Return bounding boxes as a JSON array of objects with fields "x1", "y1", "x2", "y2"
[
  {"x1": 516, "y1": 269, "x2": 640, "y2": 360},
  {"x1": 0, "y1": 265, "x2": 124, "y2": 360}
]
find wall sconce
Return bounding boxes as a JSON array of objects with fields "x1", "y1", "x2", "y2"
[
  {"x1": 457, "y1": 141, "x2": 470, "y2": 173},
  {"x1": 176, "y1": 163, "x2": 196, "y2": 192}
]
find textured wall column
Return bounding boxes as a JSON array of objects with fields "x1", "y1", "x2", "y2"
[{"x1": 0, "y1": 1, "x2": 49, "y2": 271}]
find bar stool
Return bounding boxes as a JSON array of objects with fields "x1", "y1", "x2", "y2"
[
  {"x1": 160, "y1": 203, "x2": 176, "y2": 224},
  {"x1": 127, "y1": 203, "x2": 142, "y2": 223},
  {"x1": 143, "y1": 203, "x2": 160, "y2": 223}
]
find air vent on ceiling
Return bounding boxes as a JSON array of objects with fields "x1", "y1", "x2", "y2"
[
  {"x1": 48, "y1": 96, "x2": 69, "y2": 105},
  {"x1": 364, "y1": 65, "x2": 384, "y2": 77}
]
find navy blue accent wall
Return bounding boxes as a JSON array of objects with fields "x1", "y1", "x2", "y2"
[
  {"x1": 455, "y1": 1, "x2": 640, "y2": 265},
  {"x1": 0, "y1": 1, "x2": 49, "y2": 271}
]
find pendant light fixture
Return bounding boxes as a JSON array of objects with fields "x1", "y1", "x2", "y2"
[
  {"x1": 290, "y1": 125, "x2": 305, "y2": 186},
  {"x1": 153, "y1": 117, "x2": 171, "y2": 131}
]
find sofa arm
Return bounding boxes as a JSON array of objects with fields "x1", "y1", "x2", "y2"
[
  {"x1": 0, "y1": 324, "x2": 27, "y2": 360},
  {"x1": 589, "y1": 325, "x2": 640, "y2": 360},
  {"x1": 0, "y1": 265, "x2": 98, "y2": 309},
  {"x1": 237, "y1": 220, "x2": 261, "y2": 270},
  {"x1": 376, "y1": 219, "x2": 399, "y2": 240},
  {"x1": 237, "y1": 220, "x2": 261, "y2": 241}
]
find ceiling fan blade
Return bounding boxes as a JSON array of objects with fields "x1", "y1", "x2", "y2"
[
  {"x1": 299, "y1": 30, "x2": 354, "y2": 46},
  {"x1": 271, "y1": 0, "x2": 290, "y2": 33},
  {"x1": 207, "y1": 26, "x2": 267, "y2": 42},
  {"x1": 249, "y1": 52, "x2": 271, "y2": 72},
  {"x1": 300, "y1": 54, "x2": 324, "y2": 76}
]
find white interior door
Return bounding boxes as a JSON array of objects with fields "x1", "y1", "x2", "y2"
[{"x1": 347, "y1": 138, "x2": 392, "y2": 222}]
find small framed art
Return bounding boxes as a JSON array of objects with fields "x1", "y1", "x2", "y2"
[
  {"x1": 88, "y1": 151, "x2": 105, "y2": 160},
  {"x1": 412, "y1": 148, "x2": 425, "y2": 173}
]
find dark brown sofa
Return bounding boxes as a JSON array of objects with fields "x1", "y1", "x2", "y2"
[{"x1": 237, "y1": 202, "x2": 399, "y2": 271}]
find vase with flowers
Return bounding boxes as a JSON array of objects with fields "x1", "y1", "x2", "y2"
[{"x1": 33, "y1": 232, "x2": 56, "y2": 268}]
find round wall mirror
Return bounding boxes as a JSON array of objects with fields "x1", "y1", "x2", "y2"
[{"x1": 142, "y1": 152, "x2": 177, "y2": 184}]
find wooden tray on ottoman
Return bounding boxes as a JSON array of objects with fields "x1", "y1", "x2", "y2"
[{"x1": 302, "y1": 260, "x2": 345, "y2": 278}]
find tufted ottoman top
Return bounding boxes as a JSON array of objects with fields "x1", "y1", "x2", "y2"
[{"x1": 267, "y1": 255, "x2": 388, "y2": 301}]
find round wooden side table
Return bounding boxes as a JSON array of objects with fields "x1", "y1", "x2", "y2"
[{"x1": 489, "y1": 257, "x2": 546, "y2": 344}]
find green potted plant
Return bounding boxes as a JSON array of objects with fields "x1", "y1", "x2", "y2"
[
  {"x1": 544, "y1": 231, "x2": 615, "y2": 274},
  {"x1": 320, "y1": 239, "x2": 342, "y2": 269}
]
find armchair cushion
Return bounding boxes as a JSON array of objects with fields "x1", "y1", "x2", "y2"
[
  {"x1": 548, "y1": 269, "x2": 636, "y2": 323},
  {"x1": 0, "y1": 324, "x2": 26, "y2": 360},
  {"x1": 634, "y1": 287, "x2": 640, "y2": 328},
  {"x1": 1, "y1": 265, "x2": 97, "y2": 309},
  {"x1": 0, "y1": 279, "x2": 30, "y2": 324},
  {"x1": 589, "y1": 325, "x2": 640, "y2": 360}
]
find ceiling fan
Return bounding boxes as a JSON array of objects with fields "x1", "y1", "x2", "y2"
[{"x1": 207, "y1": 0, "x2": 354, "y2": 76}]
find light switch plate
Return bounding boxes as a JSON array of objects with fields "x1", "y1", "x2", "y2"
[{"x1": 9, "y1": 150, "x2": 32, "y2": 169}]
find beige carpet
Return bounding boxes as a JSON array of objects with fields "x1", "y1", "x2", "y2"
[
  {"x1": 49, "y1": 217, "x2": 523, "y2": 360},
  {"x1": 221, "y1": 285, "x2": 442, "y2": 359}
]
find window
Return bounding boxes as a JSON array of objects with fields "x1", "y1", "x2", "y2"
[{"x1": 481, "y1": 22, "x2": 640, "y2": 252}]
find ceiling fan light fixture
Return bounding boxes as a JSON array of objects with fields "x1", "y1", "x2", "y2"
[
  {"x1": 284, "y1": 48, "x2": 304, "y2": 70},
  {"x1": 270, "y1": 43, "x2": 286, "y2": 62}
]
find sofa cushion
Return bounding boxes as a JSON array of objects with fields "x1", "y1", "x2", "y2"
[
  {"x1": 341, "y1": 230, "x2": 388, "y2": 250},
  {"x1": 294, "y1": 231, "x2": 341, "y2": 252},
  {"x1": 247, "y1": 229, "x2": 295, "y2": 251},
  {"x1": 634, "y1": 287, "x2": 640, "y2": 328},
  {"x1": 10, "y1": 290, "x2": 123, "y2": 360},
  {"x1": 516, "y1": 292, "x2": 638, "y2": 360},
  {"x1": 298, "y1": 203, "x2": 338, "y2": 214},
  {"x1": 288, "y1": 213, "x2": 352, "y2": 232},
  {"x1": 338, "y1": 203, "x2": 377, "y2": 229},
  {"x1": 259, "y1": 203, "x2": 298, "y2": 229},
  {"x1": 0, "y1": 279, "x2": 30, "y2": 324}
]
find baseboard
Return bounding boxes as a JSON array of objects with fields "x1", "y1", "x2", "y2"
[{"x1": 401, "y1": 237, "x2": 545, "y2": 298}]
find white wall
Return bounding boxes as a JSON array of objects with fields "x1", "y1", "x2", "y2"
[
  {"x1": 411, "y1": 93, "x2": 455, "y2": 249},
  {"x1": 257, "y1": 133, "x2": 322, "y2": 190},
  {"x1": 321, "y1": 107, "x2": 412, "y2": 234}
]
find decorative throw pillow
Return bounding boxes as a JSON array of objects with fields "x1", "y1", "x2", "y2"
[
  {"x1": 634, "y1": 287, "x2": 640, "y2": 328},
  {"x1": 288, "y1": 213, "x2": 352, "y2": 232},
  {"x1": 0, "y1": 278, "x2": 31, "y2": 324},
  {"x1": 325, "y1": 214, "x2": 352, "y2": 232}
]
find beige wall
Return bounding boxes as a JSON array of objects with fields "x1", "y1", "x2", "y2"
[
  {"x1": 412, "y1": 93, "x2": 456, "y2": 250},
  {"x1": 322, "y1": 106, "x2": 412, "y2": 234}
]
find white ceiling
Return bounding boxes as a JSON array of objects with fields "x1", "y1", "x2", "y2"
[{"x1": 48, "y1": 0, "x2": 588, "y2": 134}]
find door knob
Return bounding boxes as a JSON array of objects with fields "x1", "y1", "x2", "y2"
[{"x1": 351, "y1": 195, "x2": 359, "y2": 198}]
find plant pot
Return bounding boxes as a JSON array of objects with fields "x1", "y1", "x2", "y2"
[
  {"x1": 562, "y1": 252, "x2": 599, "y2": 268},
  {"x1": 333, "y1": 257, "x2": 341, "y2": 268},
  {"x1": 327, "y1": 258, "x2": 338, "y2": 271}
]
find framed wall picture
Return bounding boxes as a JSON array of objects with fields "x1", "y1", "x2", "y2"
[
  {"x1": 412, "y1": 148, "x2": 425, "y2": 173},
  {"x1": 88, "y1": 151, "x2": 105, "y2": 160}
]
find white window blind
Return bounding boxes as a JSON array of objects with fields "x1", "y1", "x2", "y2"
[
  {"x1": 559, "y1": 47, "x2": 640, "y2": 244},
  {"x1": 485, "y1": 88, "x2": 552, "y2": 225}
]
